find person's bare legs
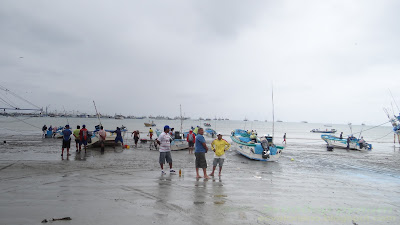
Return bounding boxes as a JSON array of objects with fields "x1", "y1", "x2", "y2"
[
  {"x1": 203, "y1": 168, "x2": 210, "y2": 179},
  {"x1": 169, "y1": 163, "x2": 173, "y2": 170},
  {"x1": 218, "y1": 166, "x2": 222, "y2": 176},
  {"x1": 61, "y1": 147, "x2": 64, "y2": 156},
  {"x1": 67, "y1": 148, "x2": 70, "y2": 156},
  {"x1": 209, "y1": 166, "x2": 216, "y2": 176},
  {"x1": 196, "y1": 168, "x2": 202, "y2": 178}
]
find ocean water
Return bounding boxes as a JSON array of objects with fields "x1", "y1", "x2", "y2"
[{"x1": 1, "y1": 116, "x2": 400, "y2": 224}]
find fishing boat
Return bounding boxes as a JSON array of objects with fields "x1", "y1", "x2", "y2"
[
  {"x1": 144, "y1": 121, "x2": 156, "y2": 127},
  {"x1": 114, "y1": 114, "x2": 125, "y2": 120},
  {"x1": 310, "y1": 128, "x2": 337, "y2": 133},
  {"x1": 204, "y1": 128, "x2": 216, "y2": 138},
  {"x1": 321, "y1": 135, "x2": 372, "y2": 150},
  {"x1": 203, "y1": 123, "x2": 211, "y2": 127},
  {"x1": 87, "y1": 125, "x2": 128, "y2": 147},
  {"x1": 155, "y1": 129, "x2": 188, "y2": 151},
  {"x1": 230, "y1": 129, "x2": 283, "y2": 161}
]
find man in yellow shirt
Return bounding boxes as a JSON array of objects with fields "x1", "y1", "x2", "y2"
[{"x1": 209, "y1": 132, "x2": 230, "y2": 177}]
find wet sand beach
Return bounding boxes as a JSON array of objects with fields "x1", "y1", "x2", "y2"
[{"x1": 1, "y1": 130, "x2": 399, "y2": 225}]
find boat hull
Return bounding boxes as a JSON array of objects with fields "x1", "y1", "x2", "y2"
[
  {"x1": 321, "y1": 135, "x2": 372, "y2": 150},
  {"x1": 230, "y1": 134, "x2": 282, "y2": 161}
]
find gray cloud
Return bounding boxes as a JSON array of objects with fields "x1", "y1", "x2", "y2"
[{"x1": 1, "y1": 0, "x2": 399, "y2": 124}]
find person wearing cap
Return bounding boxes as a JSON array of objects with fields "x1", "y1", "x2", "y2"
[
  {"x1": 61, "y1": 125, "x2": 72, "y2": 157},
  {"x1": 195, "y1": 127, "x2": 210, "y2": 179},
  {"x1": 209, "y1": 132, "x2": 230, "y2": 177},
  {"x1": 186, "y1": 130, "x2": 196, "y2": 154},
  {"x1": 156, "y1": 125, "x2": 175, "y2": 175},
  {"x1": 73, "y1": 125, "x2": 81, "y2": 152},
  {"x1": 79, "y1": 124, "x2": 89, "y2": 152}
]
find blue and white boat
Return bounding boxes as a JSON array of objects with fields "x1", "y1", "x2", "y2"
[
  {"x1": 155, "y1": 129, "x2": 188, "y2": 151},
  {"x1": 204, "y1": 128, "x2": 216, "y2": 138},
  {"x1": 230, "y1": 129, "x2": 283, "y2": 161},
  {"x1": 321, "y1": 135, "x2": 372, "y2": 150}
]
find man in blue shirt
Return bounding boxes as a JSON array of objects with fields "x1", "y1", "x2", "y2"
[
  {"x1": 195, "y1": 128, "x2": 210, "y2": 179},
  {"x1": 61, "y1": 125, "x2": 72, "y2": 157},
  {"x1": 114, "y1": 127, "x2": 124, "y2": 149}
]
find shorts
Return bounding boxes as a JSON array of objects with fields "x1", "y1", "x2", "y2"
[
  {"x1": 115, "y1": 136, "x2": 123, "y2": 143},
  {"x1": 134, "y1": 137, "x2": 139, "y2": 144},
  {"x1": 213, "y1": 158, "x2": 225, "y2": 167},
  {"x1": 188, "y1": 141, "x2": 194, "y2": 147},
  {"x1": 195, "y1": 152, "x2": 207, "y2": 168},
  {"x1": 75, "y1": 139, "x2": 80, "y2": 144},
  {"x1": 159, "y1": 152, "x2": 172, "y2": 164},
  {"x1": 81, "y1": 140, "x2": 88, "y2": 146},
  {"x1": 99, "y1": 140, "x2": 105, "y2": 145},
  {"x1": 62, "y1": 139, "x2": 71, "y2": 148}
]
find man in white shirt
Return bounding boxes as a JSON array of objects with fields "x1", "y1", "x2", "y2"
[
  {"x1": 98, "y1": 126, "x2": 106, "y2": 153},
  {"x1": 156, "y1": 125, "x2": 176, "y2": 175}
]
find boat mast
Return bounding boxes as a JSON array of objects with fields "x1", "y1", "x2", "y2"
[
  {"x1": 180, "y1": 104, "x2": 183, "y2": 134},
  {"x1": 272, "y1": 84, "x2": 275, "y2": 138},
  {"x1": 93, "y1": 100, "x2": 102, "y2": 126},
  {"x1": 62, "y1": 105, "x2": 69, "y2": 125}
]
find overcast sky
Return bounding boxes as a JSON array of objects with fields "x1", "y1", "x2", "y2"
[{"x1": 1, "y1": 0, "x2": 399, "y2": 124}]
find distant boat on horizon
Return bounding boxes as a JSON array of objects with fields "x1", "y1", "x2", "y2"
[
  {"x1": 301, "y1": 121, "x2": 308, "y2": 123},
  {"x1": 276, "y1": 120, "x2": 283, "y2": 122}
]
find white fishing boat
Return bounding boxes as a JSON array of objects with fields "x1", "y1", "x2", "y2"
[
  {"x1": 321, "y1": 135, "x2": 372, "y2": 150},
  {"x1": 230, "y1": 129, "x2": 283, "y2": 161},
  {"x1": 311, "y1": 128, "x2": 337, "y2": 133}
]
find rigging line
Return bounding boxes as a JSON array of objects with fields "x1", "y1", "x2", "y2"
[
  {"x1": 10, "y1": 116, "x2": 42, "y2": 129},
  {"x1": 388, "y1": 88, "x2": 400, "y2": 113},
  {"x1": 371, "y1": 131, "x2": 395, "y2": 141},
  {"x1": 1, "y1": 116, "x2": 34, "y2": 123},
  {"x1": 347, "y1": 121, "x2": 390, "y2": 135},
  {"x1": 0, "y1": 96, "x2": 16, "y2": 108},
  {"x1": 0, "y1": 91, "x2": 18, "y2": 108},
  {"x1": 0, "y1": 85, "x2": 41, "y2": 109}
]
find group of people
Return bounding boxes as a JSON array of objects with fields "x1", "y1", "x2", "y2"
[
  {"x1": 41, "y1": 125, "x2": 61, "y2": 138},
  {"x1": 56, "y1": 124, "x2": 128, "y2": 157},
  {"x1": 60, "y1": 124, "x2": 90, "y2": 157},
  {"x1": 156, "y1": 125, "x2": 231, "y2": 178}
]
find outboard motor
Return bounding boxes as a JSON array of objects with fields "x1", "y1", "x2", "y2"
[
  {"x1": 174, "y1": 131, "x2": 181, "y2": 140},
  {"x1": 260, "y1": 136, "x2": 270, "y2": 159},
  {"x1": 87, "y1": 131, "x2": 93, "y2": 143}
]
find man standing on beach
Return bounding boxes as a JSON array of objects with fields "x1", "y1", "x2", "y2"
[
  {"x1": 42, "y1": 125, "x2": 47, "y2": 138},
  {"x1": 73, "y1": 125, "x2": 81, "y2": 152},
  {"x1": 148, "y1": 128, "x2": 153, "y2": 140},
  {"x1": 156, "y1": 125, "x2": 175, "y2": 175},
  {"x1": 114, "y1": 127, "x2": 124, "y2": 149},
  {"x1": 98, "y1": 126, "x2": 106, "y2": 153},
  {"x1": 186, "y1": 130, "x2": 196, "y2": 154},
  {"x1": 61, "y1": 125, "x2": 72, "y2": 157},
  {"x1": 79, "y1": 125, "x2": 89, "y2": 152},
  {"x1": 195, "y1": 128, "x2": 210, "y2": 179},
  {"x1": 132, "y1": 130, "x2": 140, "y2": 148},
  {"x1": 209, "y1": 132, "x2": 230, "y2": 177},
  {"x1": 282, "y1": 133, "x2": 287, "y2": 144}
]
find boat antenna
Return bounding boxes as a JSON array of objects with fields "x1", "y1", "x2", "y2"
[
  {"x1": 389, "y1": 88, "x2": 400, "y2": 113},
  {"x1": 62, "y1": 105, "x2": 69, "y2": 125},
  {"x1": 272, "y1": 83, "x2": 275, "y2": 138},
  {"x1": 348, "y1": 123, "x2": 353, "y2": 135},
  {"x1": 358, "y1": 123, "x2": 365, "y2": 139},
  {"x1": 93, "y1": 100, "x2": 102, "y2": 126}
]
